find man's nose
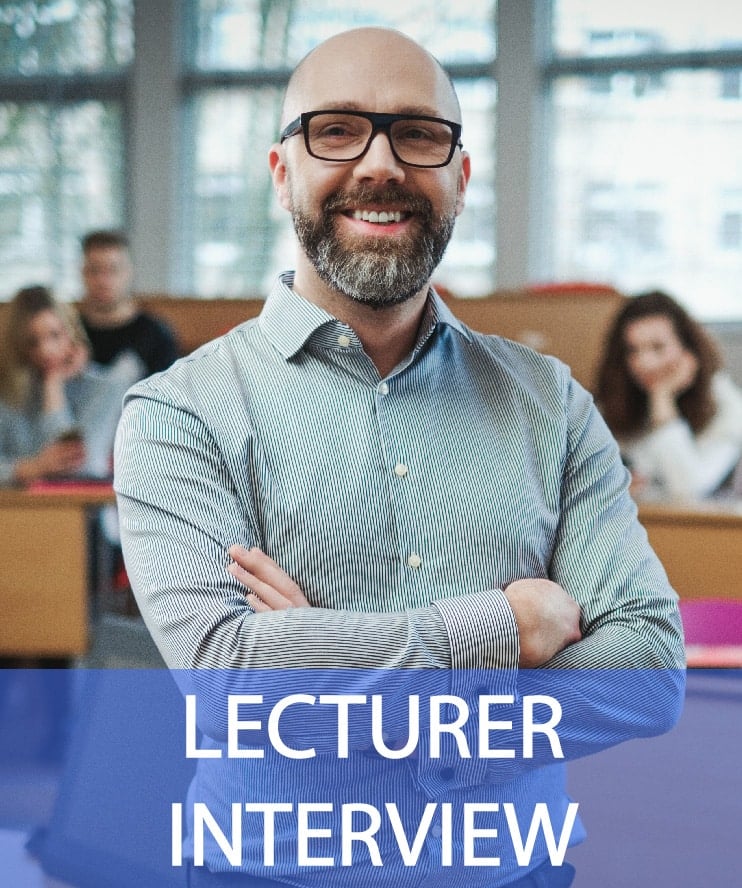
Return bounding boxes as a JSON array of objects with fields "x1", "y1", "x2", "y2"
[{"x1": 352, "y1": 131, "x2": 406, "y2": 183}]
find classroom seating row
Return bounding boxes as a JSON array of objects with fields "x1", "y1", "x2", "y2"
[{"x1": 0, "y1": 283, "x2": 626, "y2": 393}]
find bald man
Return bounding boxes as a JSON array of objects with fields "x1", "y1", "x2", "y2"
[{"x1": 115, "y1": 27, "x2": 683, "y2": 888}]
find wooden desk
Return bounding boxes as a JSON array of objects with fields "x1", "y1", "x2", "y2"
[
  {"x1": 0, "y1": 485, "x2": 115, "y2": 657},
  {"x1": 639, "y1": 502, "x2": 742, "y2": 599},
  {"x1": 3, "y1": 491, "x2": 737, "y2": 654}
]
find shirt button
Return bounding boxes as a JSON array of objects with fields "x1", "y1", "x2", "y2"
[
  {"x1": 440, "y1": 767, "x2": 455, "y2": 781},
  {"x1": 378, "y1": 382, "x2": 389, "y2": 395},
  {"x1": 337, "y1": 334, "x2": 351, "y2": 348},
  {"x1": 407, "y1": 553, "x2": 422, "y2": 569},
  {"x1": 394, "y1": 463, "x2": 408, "y2": 478},
  {"x1": 431, "y1": 823, "x2": 443, "y2": 838}
]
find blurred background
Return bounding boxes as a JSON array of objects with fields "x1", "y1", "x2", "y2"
[{"x1": 0, "y1": 0, "x2": 740, "y2": 319}]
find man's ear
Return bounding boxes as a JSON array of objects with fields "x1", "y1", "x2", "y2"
[
  {"x1": 269, "y1": 144, "x2": 292, "y2": 212},
  {"x1": 455, "y1": 151, "x2": 471, "y2": 217}
]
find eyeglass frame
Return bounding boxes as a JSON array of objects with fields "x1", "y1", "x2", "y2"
[{"x1": 279, "y1": 110, "x2": 464, "y2": 169}]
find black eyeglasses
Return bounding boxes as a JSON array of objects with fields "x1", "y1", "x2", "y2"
[{"x1": 279, "y1": 110, "x2": 463, "y2": 169}]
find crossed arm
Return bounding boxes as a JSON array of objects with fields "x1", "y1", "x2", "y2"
[{"x1": 228, "y1": 545, "x2": 582, "y2": 668}]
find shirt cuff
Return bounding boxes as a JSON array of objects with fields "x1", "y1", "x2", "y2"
[{"x1": 432, "y1": 587, "x2": 520, "y2": 671}]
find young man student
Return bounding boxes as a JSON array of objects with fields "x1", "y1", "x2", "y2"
[
  {"x1": 114, "y1": 27, "x2": 684, "y2": 888},
  {"x1": 79, "y1": 228, "x2": 179, "y2": 376}
]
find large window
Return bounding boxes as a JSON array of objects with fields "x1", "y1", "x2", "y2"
[
  {"x1": 2, "y1": 1, "x2": 741, "y2": 323},
  {"x1": 181, "y1": 0, "x2": 497, "y2": 297},
  {"x1": 0, "y1": 0, "x2": 131, "y2": 301},
  {"x1": 545, "y1": 0, "x2": 742, "y2": 320}
]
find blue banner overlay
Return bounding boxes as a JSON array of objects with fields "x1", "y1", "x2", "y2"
[{"x1": 0, "y1": 667, "x2": 738, "y2": 887}]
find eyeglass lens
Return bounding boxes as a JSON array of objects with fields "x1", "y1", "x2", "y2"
[{"x1": 306, "y1": 113, "x2": 456, "y2": 166}]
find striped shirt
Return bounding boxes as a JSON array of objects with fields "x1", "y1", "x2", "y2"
[{"x1": 114, "y1": 272, "x2": 684, "y2": 885}]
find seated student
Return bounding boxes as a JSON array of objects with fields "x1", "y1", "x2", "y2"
[
  {"x1": 596, "y1": 289, "x2": 742, "y2": 501},
  {"x1": 0, "y1": 285, "x2": 142, "y2": 485},
  {"x1": 78, "y1": 229, "x2": 179, "y2": 375}
]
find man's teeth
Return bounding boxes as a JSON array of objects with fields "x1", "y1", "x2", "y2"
[{"x1": 352, "y1": 210, "x2": 403, "y2": 224}]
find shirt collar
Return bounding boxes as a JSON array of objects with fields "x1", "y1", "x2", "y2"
[{"x1": 259, "y1": 271, "x2": 472, "y2": 361}]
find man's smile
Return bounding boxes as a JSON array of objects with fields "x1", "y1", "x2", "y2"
[
  {"x1": 321, "y1": 186, "x2": 426, "y2": 236},
  {"x1": 339, "y1": 208, "x2": 412, "y2": 236},
  {"x1": 350, "y1": 209, "x2": 405, "y2": 224}
]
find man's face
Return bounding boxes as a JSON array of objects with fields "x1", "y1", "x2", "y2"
[
  {"x1": 81, "y1": 245, "x2": 132, "y2": 307},
  {"x1": 270, "y1": 30, "x2": 470, "y2": 308}
]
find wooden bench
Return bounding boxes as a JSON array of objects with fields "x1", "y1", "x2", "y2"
[
  {"x1": 441, "y1": 285, "x2": 624, "y2": 392},
  {"x1": 138, "y1": 294, "x2": 265, "y2": 357},
  {"x1": 0, "y1": 284, "x2": 626, "y2": 392}
]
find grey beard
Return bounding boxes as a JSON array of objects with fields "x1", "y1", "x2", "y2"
[{"x1": 292, "y1": 187, "x2": 456, "y2": 308}]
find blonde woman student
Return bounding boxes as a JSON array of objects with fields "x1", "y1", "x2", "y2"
[{"x1": 0, "y1": 285, "x2": 142, "y2": 485}]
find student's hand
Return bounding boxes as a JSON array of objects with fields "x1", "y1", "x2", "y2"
[
  {"x1": 628, "y1": 470, "x2": 649, "y2": 500},
  {"x1": 654, "y1": 349, "x2": 699, "y2": 397},
  {"x1": 227, "y1": 545, "x2": 311, "y2": 611},
  {"x1": 41, "y1": 341, "x2": 88, "y2": 386},
  {"x1": 38, "y1": 437, "x2": 86, "y2": 476},
  {"x1": 54, "y1": 341, "x2": 90, "y2": 382},
  {"x1": 39, "y1": 342, "x2": 90, "y2": 414},
  {"x1": 646, "y1": 350, "x2": 699, "y2": 428},
  {"x1": 14, "y1": 438, "x2": 86, "y2": 483},
  {"x1": 503, "y1": 578, "x2": 582, "y2": 667}
]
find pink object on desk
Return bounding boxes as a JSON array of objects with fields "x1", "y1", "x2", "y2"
[
  {"x1": 679, "y1": 598, "x2": 742, "y2": 645},
  {"x1": 680, "y1": 599, "x2": 742, "y2": 667},
  {"x1": 685, "y1": 644, "x2": 742, "y2": 668}
]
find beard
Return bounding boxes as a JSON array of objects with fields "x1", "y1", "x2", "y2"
[{"x1": 290, "y1": 184, "x2": 457, "y2": 308}]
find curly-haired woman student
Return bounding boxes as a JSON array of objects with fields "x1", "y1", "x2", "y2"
[
  {"x1": 597, "y1": 289, "x2": 742, "y2": 502},
  {"x1": 0, "y1": 285, "x2": 141, "y2": 485}
]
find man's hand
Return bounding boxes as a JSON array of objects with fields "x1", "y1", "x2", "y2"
[
  {"x1": 503, "y1": 578, "x2": 582, "y2": 667},
  {"x1": 227, "y1": 549, "x2": 580, "y2": 665},
  {"x1": 227, "y1": 545, "x2": 311, "y2": 612}
]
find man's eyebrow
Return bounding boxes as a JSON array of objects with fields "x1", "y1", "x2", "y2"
[{"x1": 309, "y1": 101, "x2": 450, "y2": 118}]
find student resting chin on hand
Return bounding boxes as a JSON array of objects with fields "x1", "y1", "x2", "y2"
[
  {"x1": 0, "y1": 285, "x2": 142, "y2": 486},
  {"x1": 597, "y1": 289, "x2": 742, "y2": 502}
]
